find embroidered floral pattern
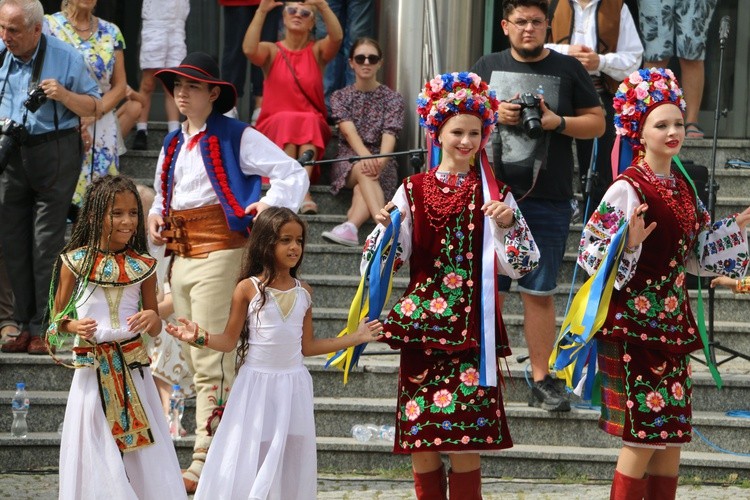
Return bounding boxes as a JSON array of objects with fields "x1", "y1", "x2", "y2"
[
  {"x1": 622, "y1": 348, "x2": 692, "y2": 442},
  {"x1": 395, "y1": 351, "x2": 507, "y2": 451}
]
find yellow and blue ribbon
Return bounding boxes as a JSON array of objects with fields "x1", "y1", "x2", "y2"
[
  {"x1": 550, "y1": 221, "x2": 628, "y2": 399},
  {"x1": 325, "y1": 208, "x2": 401, "y2": 383}
]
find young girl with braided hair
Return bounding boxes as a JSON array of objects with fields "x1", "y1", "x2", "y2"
[
  {"x1": 166, "y1": 206, "x2": 383, "y2": 499},
  {"x1": 47, "y1": 175, "x2": 186, "y2": 500}
]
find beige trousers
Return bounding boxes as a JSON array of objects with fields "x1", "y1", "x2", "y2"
[{"x1": 171, "y1": 248, "x2": 243, "y2": 480}]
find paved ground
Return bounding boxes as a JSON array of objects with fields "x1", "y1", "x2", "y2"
[{"x1": 1, "y1": 472, "x2": 748, "y2": 499}]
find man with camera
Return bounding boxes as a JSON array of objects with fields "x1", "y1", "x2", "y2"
[
  {"x1": 0, "y1": 0, "x2": 100, "y2": 355},
  {"x1": 472, "y1": 0, "x2": 604, "y2": 412}
]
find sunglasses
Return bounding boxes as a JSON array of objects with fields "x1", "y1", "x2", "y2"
[
  {"x1": 353, "y1": 54, "x2": 381, "y2": 65},
  {"x1": 285, "y1": 6, "x2": 313, "y2": 18}
]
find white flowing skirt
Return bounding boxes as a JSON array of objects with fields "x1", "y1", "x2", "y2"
[
  {"x1": 194, "y1": 363, "x2": 317, "y2": 500},
  {"x1": 59, "y1": 366, "x2": 186, "y2": 500}
]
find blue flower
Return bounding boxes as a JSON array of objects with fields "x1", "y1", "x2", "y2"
[
  {"x1": 442, "y1": 420, "x2": 452, "y2": 430},
  {"x1": 432, "y1": 325, "x2": 440, "y2": 331},
  {"x1": 477, "y1": 417, "x2": 487, "y2": 427},
  {"x1": 456, "y1": 255, "x2": 464, "y2": 263},
  {"x1": 410, "y1": 425, "x2": 419, "y2": 435},
  {"x1": 649, "y1": 320, "x2": 658, "y2": 328},
  {"x1": 615, "y1": 313, "x2": 623, "y2": 320},
  {"x1": 654, "y1": 416, "x2": 665, "y2": 427},
  {"x1": 678, "y1": 414, "x2": 687, "y2": 423},
  {"x1": 455, "y1": 231, "x2": 464, "y2": 239}
]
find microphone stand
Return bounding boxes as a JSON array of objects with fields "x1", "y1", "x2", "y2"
[
  {"x1": 300, "y1": 149, "x2": 427, "y2": 173},
  {"x1": 695, "y1": 16, "x2": 750, "y2": 367}
]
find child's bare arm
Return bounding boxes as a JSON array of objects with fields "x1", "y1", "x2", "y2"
[
  {"x1": 711, "y1": 275, "x2": 750, "y2": 293},
  {"x1": 300, "y1": 283, "x2": 383, "y2": 356},
  {"x1": 166, "y1": 279, "x2": 254, "y2": 351},
  {"x1": 158, "y1": 292, "x2": 174, "y2": 319},
  {"x1": 130, "y1": 274, "x2": 162, "y2": 336},
  {"x1": 54, "y1": 264, "x2": 97, "y2": 339}
]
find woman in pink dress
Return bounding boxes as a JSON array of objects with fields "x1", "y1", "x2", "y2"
[{"x1": 243, "y1": 0, "x2": 343, "y2": 213}]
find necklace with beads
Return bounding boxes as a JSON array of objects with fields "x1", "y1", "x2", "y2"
[
  {"x1": 636, "y1": 160, "x2": 697, "y2": 235},
  {"x1": 422, "y1": 168, "x2": 478, "y2": 230},
  {"x1": 66, "y1": 13, "x2": 94, "y2": 35}
]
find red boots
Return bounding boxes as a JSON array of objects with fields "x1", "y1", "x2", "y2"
[
  {"x1": 413, "y1": 465, "x2": 447, "y2": 500},
  {"x1": 610, "y1": 470, "x2": 647, "y2": 500},
  {"x1": 448, "y1": 468, "x2": 482, "y2": 500},
  {"x1": 645, "y1": 474, "x2": 678, "y2": 500}
]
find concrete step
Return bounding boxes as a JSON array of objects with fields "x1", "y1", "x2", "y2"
[
  {"x1": 2, "y1": 432, "x2": 748, "y2": 481},
  {"x1": 3, "y1": 347, "x2": 748, "y2": 413},
  {"x1": 301, "y1": 273, "x2": 750, "y2": 324}
]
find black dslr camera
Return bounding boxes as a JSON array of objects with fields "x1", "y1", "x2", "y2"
[
  {"x1": 509, "y1": 92, "x2": 543, "y2": 139},
  {"x1": 0, "y1": 118, "x2": 28, "y2": 175},
  {"x1": 24, "y1": 85, "x2": 48, "y2": 113}
]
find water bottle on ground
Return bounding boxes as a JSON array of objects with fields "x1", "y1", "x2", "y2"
[
  {"x1": 11, "y1": 382, "x2": 29, "y2": 438},
  {"x1": 168, "y1": 384, "x2": 184, "y2": 440},
  {"x1": 352, "y1": 423, "x2": 395, "y2": 442}
]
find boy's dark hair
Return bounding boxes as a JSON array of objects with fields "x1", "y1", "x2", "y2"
[
  {"x1": 236, "y1": 207, "x2": 307, "y2": 368},
  {"x1": 47, "y1": 175, "x2": 148, "y2": 331},
  {"x1": 502, "y1": 0, "x2": 548, "y2": 19}
]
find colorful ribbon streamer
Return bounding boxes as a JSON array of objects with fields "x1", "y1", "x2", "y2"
[
  {"x1": 550, "y1": 221, "x2": 628, "y2": 399},
  {"x1": 325, "y1": 209, "x2": 401, "y2": 383}
]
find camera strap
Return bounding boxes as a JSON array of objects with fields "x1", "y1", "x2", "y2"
[{"x1": 21, "y1": 36, "x2": 57, "y2": 130}]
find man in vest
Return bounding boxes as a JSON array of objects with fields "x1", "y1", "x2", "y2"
[
  {"x1": 545, "y1": 0, "x2": 643, "y2": 212},
  {"x1": 147, "y1": 52, "x2": 308, "y2": 493}
]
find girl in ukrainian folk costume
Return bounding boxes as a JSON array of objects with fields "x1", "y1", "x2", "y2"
[
  {"x1": 48, "y1": 175, "x2": 186, "y2": 500},
  {"x1": 363, "y1": 72, "x2": 540, "y2": 499},
  {"x1": 578, "y1": 67, "x2": 750, "y2": 499}
]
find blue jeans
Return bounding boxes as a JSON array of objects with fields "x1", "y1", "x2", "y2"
[
  {"x1": 221, "y1": 5, "x2": 281, "y2": 101},
  {"x1": 498, "y1": 198, "x2": 573, "y2": 296},
  {"x1": 315, "y1": 0, "x2": 375, "y2": 108}
]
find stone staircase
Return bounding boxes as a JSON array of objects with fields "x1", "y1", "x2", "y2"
[{"x1": 1, "y1": 127, "x2": 749, "y2": 482}]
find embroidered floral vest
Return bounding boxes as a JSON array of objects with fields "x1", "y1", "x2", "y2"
[
  {"x1": 602, "y1": 163, "x2": 703, "y2": 353},
  {"x1": 382, "y1": 171, "x2": 509, "y2": 353}
]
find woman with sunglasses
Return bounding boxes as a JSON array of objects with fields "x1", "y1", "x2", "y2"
[
  {"x1": 244, "y1": 0, "x2": 343, "y2": 214},
  {"x1": 321, "y1": 37, "x2": 405, "y2": 247}
]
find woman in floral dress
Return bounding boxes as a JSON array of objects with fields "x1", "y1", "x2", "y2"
[
  {"x1": 579, "y1": 67, "x2": 750, "y2": 499},
  {"x1": 363, "y1": 72, "x2": 540, "y2": 499},
  {"x1": 46, "y1": 0, "x2": 127, "y2": 208}
]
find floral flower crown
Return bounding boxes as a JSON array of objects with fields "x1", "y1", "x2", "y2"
[
  {"x1": 416, "y1": 71, "x2": 500, "y2": 145},
  {"x1": 613, "y1": 67, "x2": 686, "y2": 141}
]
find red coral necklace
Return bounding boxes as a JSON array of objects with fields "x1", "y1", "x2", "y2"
[
  {"x1": 422, "y1": 169, "x2": 478, "y2": 230},
  {"x1": 637, "y1": 160, "x2": 697, "y2": 235}
]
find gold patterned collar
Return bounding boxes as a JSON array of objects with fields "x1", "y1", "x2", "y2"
[{"x1": 62, "y1": 246, "x2": 157, "y2": 287}]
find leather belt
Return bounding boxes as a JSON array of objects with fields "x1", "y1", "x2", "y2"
[{"x1": 163, "y1": 204, "x2": 248, "y2": 258}]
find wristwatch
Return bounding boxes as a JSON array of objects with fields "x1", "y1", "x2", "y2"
[{"x1": 555, "y1": 115, "x2": 566, "y2": 134}]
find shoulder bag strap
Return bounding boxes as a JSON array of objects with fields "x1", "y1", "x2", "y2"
[{"x1": 276, "y1": 45, "x2": 327, "y2": 117}]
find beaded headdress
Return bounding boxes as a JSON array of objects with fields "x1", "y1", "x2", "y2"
[
  {"x1": 416, "y1": 71, "x2": 500, "y2": 146},
  {"x1": 613, "y1": 67, "x2": 686, "y2": 141}
]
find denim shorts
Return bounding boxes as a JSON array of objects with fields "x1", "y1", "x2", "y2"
[
  {"x1": 638, "y1": 0, "x2": 718, "y2": 61},
  {"x1": 498, "y1": 198, "x2": 572, "y2": 296}
]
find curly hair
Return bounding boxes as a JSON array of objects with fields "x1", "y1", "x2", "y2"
[
  {"x1": 46, "y1": 175, "x2": 149, "y2": 345},
  {"x1": 235, "y1": 207, "x2": 307, "y2": 369}
]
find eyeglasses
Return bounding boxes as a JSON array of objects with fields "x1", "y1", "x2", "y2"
[
  {"x1": 507, "y1": 17, "x2": 546, "y2": 30},
  {"x1": 285, "y1": 6, "x2": 313, "y2": 18},
  {"x1": 353, "y1": 54, "x2": 381, "y2": 65}
]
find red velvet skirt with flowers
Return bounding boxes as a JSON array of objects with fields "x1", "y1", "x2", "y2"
[
  {"x1": 598, "y1": 339, "x2": 692, "y2": 445},
  {"x1": 393, "y1": 346, "x2": 512, "y2": 454}
]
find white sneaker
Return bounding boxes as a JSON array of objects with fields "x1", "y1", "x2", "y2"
[{"x1": 322, "y1": 222, "x2": 359, "y2": 247}]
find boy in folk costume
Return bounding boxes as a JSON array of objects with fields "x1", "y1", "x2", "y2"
[{"x1": 146, "y1": 52, "x2": 308, "y2": 493}]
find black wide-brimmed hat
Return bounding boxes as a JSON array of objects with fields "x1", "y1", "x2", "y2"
[{"x1": 154, "y1": 52, "x2": 237, "y2": 114}]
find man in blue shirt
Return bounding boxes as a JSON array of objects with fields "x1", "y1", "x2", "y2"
[{"x1": 0, "y1": 0, "x2": 100, "y2": 355}]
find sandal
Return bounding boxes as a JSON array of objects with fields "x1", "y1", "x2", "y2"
[
  {"x1": 300, "y1": 199, "x2": 318, "y2": 215},
  {"x1": 0, "y1": 324, "x2": 20, "y2": 344},
  {"x1": 685, "y1": 122, "x2": 705, "y2": 139}
]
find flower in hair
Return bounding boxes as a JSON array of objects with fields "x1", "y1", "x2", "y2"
[
  {"x1": 613, "y1": 67, "x2": 686, "y2": 140},
  {"x1": 416, "y1": 71, "x2": 500, "y2": 145}
]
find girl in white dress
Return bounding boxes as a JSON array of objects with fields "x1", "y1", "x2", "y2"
[
  {"x1": 166, "y1": 207, "x2": 383, "y2": 500},
  {"x1": 47, "y1": 175, "x2": 186, "y2": 500}
]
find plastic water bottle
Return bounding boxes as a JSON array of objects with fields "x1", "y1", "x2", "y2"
[
  {"x1": 11, "y1": 382, "x2": 29, "y2": 438},
  {"x1": 352, "y1": 423, "x2": 380, "y2": 442},
  {"x1": 378, "y1": 425, "x2": 396, "y2": 442},
  {"x1": 168, "y1": 384, "x2": 184, "y2": 440},
  {"x1": 352, "y1": 423, "x2": 395, "y2": 442}
]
